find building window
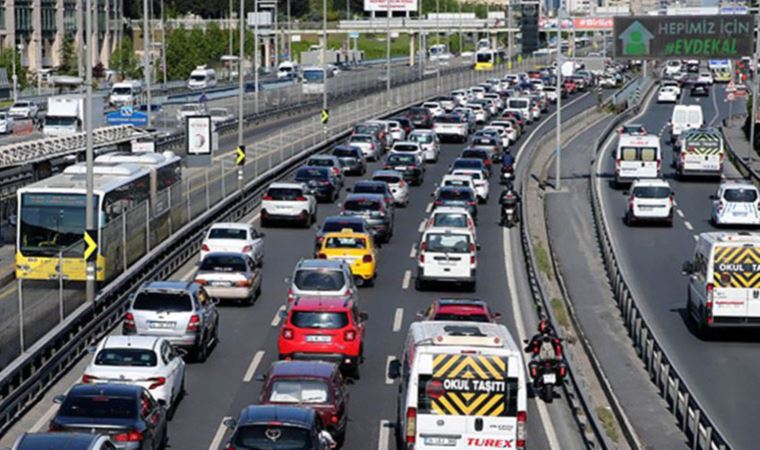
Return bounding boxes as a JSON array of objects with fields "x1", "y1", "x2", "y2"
[
  {"x1": 64, "y1": 1, "x2": 77, "y2": 31},
  {"x1": 15, "y1": 2, "x2": 32, "y2": 32},
  {"x1": 42, "y1": 0, "x2": 57, "y2": 33}
]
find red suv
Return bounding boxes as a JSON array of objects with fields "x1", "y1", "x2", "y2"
[
  {"x1": 279, "y1": 296, "x2": 367, "y2": 378},
  {"x1": 417, "y1": 298, "x2": 502, "y2": 322},
  {"x1": 259, "y1": 360, "x2": 349, "y2": 445}
]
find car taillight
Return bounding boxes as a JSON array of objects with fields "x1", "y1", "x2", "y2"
[
  {"x1": 332, "y1": 167, "x2": 340, "y2": 176},
  {"x1": 201, "y1": 244, "x2": 210, "y2": 252},
  {"x1": 82, "y1": 374, "x2": 99, "y2": 383},
  {"x1": 263, "y1": 195, "x2": 273, "y2": 201},
  {"x1": 717, "y1": 201, "x2": 724, "y2": 213},
  {"x1": 399, "y1": 180, "x2": 406, "y2": 187},
  {"x1": 331, "y1": 414, "x2": 340, "y2": 424},
  {"x1": 435, "y1": 200, "x2": 443, "y2": 206},
  {"x1": 406, "y1": 407, "x2": 417, "y2": 444},
  {"x1": 114, "y1": 430, "x2": 144, "y2": 442},
  {"x1": 345, "y1": 329, "x2": 357, "y2": 341},
  {"x1": 706, "y1": 283, "x2": 714, "y2": 325},
  {"x1": 295, "y1": 196, "x2": 307, "y2": 201},
  {"x1": 362, "y1": 254, "x2": 373, "y2": 263},
  {"x1": 287, "y1": 288, "x2": 295, "y2": 303},
  {"x1": 195, "y1": 278, "x2": 207, "y2": 286},
  {"x1": 187, "y1": 314, "x2": 201, "y2": 332},
  {"x1": 468, "y1": 201, "x2": 477, "y2": 206},
  {"x1": 317, "y1": 253, "x2": 327, "y2": 259},
  {"x1": 370, "y1": 144, "x2": 375, "y2": 149},
  {"x1": 242, "y1": 245, "x2": 252, "y2": 253},
  {"x1": 559, "y1": 365, "x2": 567, "y2": 377},
  {"x1": 124, "y1": 312, "x2": 135, "y2": 330},
  {"x1": 656, "y1": 160, "x2": 661, "y2": 172},
  {"x1": 282, "y1": 327, "x2": 294, "y2": 339},
  {"x1": 48, "y1": 422, "x2": 63, "y2": 431},
  {"x1": 669, "y1": 194, "x2": 674, "y2": 206},
  {"x1": 680, "y1": 151, "x2": 686, "y2": 162},
  {"x1": 237, "y1": 280, "x2": 252, "y2": 287},
  {"x1": 629, "y1": 196, "x2": 635, "y2": 211},
  {"x1": 148, "y1": 377, "x2": 166, "y2": 389},
  {"x1": 517, "y1": 410, "x2": 526, "y2": 449},
  {"x1": 615, "y1": 159, "x2": 621, "y2": 172}
]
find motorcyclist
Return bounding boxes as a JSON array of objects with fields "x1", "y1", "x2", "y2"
[
  {"x1": 524, "y1": 319, "x2": 562, "y2": 359},
  {"x1": 501, "y1": 153, "x2": 515, "y2": 182},
  {"x1": 499, "y1": 182, "x2": 521, "y2": 225}
]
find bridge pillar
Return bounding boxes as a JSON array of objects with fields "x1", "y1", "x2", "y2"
[
  {"x1": 491, "y1": 33, "x2": 497, "y2": 50},
  {"x1": 264, "y1": 37, "x2": 272, "y2": 69},
  {"x1": 409, "y1": 33, "x2": 415, "y2": 66}
]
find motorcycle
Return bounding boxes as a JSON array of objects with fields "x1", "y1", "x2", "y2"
[
  {"x1": 528, "y1": 358, "x2": 566, "y2": 403},
  {"x1": 501, "y1": 164, "x2": 515, "y2": 185},
  {"x1": 501, "y1": 203, "x2": 518, "y2": 228}
]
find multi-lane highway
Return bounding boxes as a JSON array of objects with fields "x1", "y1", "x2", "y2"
[
  {"x1": 0, "y1": 74, "x2": 603, "y2": 449},
  {"x1": 597, "y1": 81, "x2": 756, "y2": 449}
]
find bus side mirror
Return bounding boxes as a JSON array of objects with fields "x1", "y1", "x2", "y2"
[{"x1": 387, "y1": 359, "x2": 401, "y2": 380}]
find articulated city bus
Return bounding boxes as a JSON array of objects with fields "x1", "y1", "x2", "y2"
[{"x1": 16, "y1": 152, "x2": 181, "y2": 282}]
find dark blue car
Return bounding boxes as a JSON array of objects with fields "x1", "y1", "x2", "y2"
[{"x1": 224, "y1": 405, "x2": 335, "y2": 449}]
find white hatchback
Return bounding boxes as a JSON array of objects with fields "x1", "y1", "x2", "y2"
[
  {"x1": 451, "y1": 169, "x2": 490, "y2": 203},
  {"x1": 261, "y1": 182, "x2": 317, "y2": 228},
  {"x1": 408, "y1": 130, "x2": 441, "y2": 163},
  {"x1": 625, "y1": 179, "x2": 673, "y2": 226},
  {"x1": 372, "y1": 169, "x2": 410, "y2": 207},
  {"x1": 200, "y1": 222, "x2": 264, "y2": 264},
  {"x1": 657, "y1": 86, "x2": 678, "y2": 103},
  {"x1": 712, "y1": 182, "x2": 760, "y2": 227}
]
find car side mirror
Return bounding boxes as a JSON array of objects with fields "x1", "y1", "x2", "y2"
[
  {"x1": 223, "y1": 418, "x2": 237, "y2": 429},
  {"x1": 255, "y1": 373, "x2": 266, "y2": 382},
  {"x1": 283, "y1": 277, "x2": 291, "y2": 285},
  {"x1": 682, "y1": 261, "x2": 694, "y2": 275},
  {"x1": 360, "y1": 312, "x2": 369, "y2": 321},
  {"x1": 416, "y1": 310, "x2": 425, "y2": 320},
  {"x1": 623, "y1": 190, "x2": 629, "y2": 196},
  {"x1": 87, "y1": 345, "x2": 97, "y2": 354},
  {"x1": 279, "y1": 308, "x2": 288, "y2": 319},
  {"x1": 387, "y1": 359, "x2": 401, "y2": 380},
  {"x1": 493, "y1": 312, "x2": 503, "y2": 320},
  {"x1": 53, "y1": 395, "x2": 65, "y2": 404},
  {"x1": 709, "y1": 194, "x2": 717, "y2": 200},
  {"x1": 346, "y1": 187, "x2": 352, "y2": 192}
]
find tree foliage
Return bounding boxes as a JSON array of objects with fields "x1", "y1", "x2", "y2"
[
  {"x1": 110, "y1": 36, "x2": 143, "y2": 80},
  {"x1": 58, "y1": 35, "x2": 79, "y2": 76},
  {"x1": 0, "y1": 48, "x2": 27, "y2": 90}
]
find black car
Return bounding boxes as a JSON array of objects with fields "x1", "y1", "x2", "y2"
[
  {"x1": 295, "y1": 166, "x2": 340, "y2": 203},
  {"x1": 224, "y1": 405, "x2": 334, "y2": 450},
  {"x1": 407, "y1": 106, "x2": 433, "y2": 129},
  {"x1": 12, "y1": 433, "x2": 116, "y2": 450},
  {"x1": 332, "y1": 145, "x2": 366, "y2": 176},
  {"x1": 384, "y1": 153, "x2": 424, "y2": 186},
  {"x1": 50, "y1": 384, "x2": 168, "y2": 450},
  {"x1": 691, "y1": 82, "x2": 709, "y2": 97},
  {"x1": 350, "y1": 180, "x2": 395, "y2": 210},
  {"x1": 314, "y1": 215, "x2": 377, "y2": 252},
  {"x1": 461, "y1": 148, "x2": 494, "y2": 175},
  {"x1": 433, "y1": 186, "x2": 478, "y2": 222},
  {"x1": 451, "y1": 158, "x2": 488, "y2": 178},
  {"x1": 391, "y1": 116, "x2": 415, "y2": 135}
]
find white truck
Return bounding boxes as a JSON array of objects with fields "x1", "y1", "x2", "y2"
[
  {"x1": 43, "y1": 95, "x2": 105, "y2": 137},
  {"x1": 109, "y1": 80, "x2": 143, "y2": 107}
]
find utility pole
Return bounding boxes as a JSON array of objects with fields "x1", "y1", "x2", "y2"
[
  {"x1": 435, "y1": 0, "x2": 440, "y2": 92},
  {"x1": 322, "y1": 0, "x2": 328, "y2": 133},
  {"x1": 386, "y1": 0, "x2": 391, "y2": 104},
  {"x1": 288, "y1": 0, "x2": 292, "y2": 60},
  {"x1": 229, "y1": 0, "x2": 234, "y2": 80},
  {"x1": 85, "y1": 0, "x2": 95, "y2": 303},
  {"x1": 507, "y1": 0, "x2": 512, "y2": 68},
  {"x1": 255, "y1": 0, "x2": 260, "y2": 114},
  {"x1": 11, "y1": 47, "x2": 17, "y2": 103},
  {"x1": 458, "y1": 0, "x2": 462, "y2": 55},
  {"x1": 143, "y1": 0, "x2": 152, "y2": 126},
  {"x1": 238, "y1": 0, "x2": 245, "y2": 189},
  {"x1": 555, "y1": 10, "x2": 562, "y2": 190},
  {"x1": 161, "y1": 0, "x2": 167, "y2": 86},
  {"x1": 274, "y1": 3, "x2": 279, "y2": 68}
]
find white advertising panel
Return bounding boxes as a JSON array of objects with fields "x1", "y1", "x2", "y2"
[
  {"x1": 186, "y1": 116, "x2": 212, "y2": 155},
  {"x1": 364, "y1": 0, "x2": 418, "y2": 12}
]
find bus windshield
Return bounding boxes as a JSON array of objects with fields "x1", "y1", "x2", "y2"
[
  {"x1": 477, "y1": 52, "x2": 493, "y2": 63},
  {"x1": 302, "y1": 70, "x2": 324, "y2": 83},
  {"x1": 19, "y1": 193, "x2": 99, "y2": 257}
]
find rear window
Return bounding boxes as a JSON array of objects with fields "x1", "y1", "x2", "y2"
[
  {"x1": 388, "y1": 154, "x2": 416, "y2": 164},
  {"x1": 199, "y1": 254, "x2": 247, "y2": 272},
  {"x1": 432, "y1": 213, "x2": 468, "y2": 228},
  {"x1": 308, "y1": 158, "x2": 335, "y2": 167},
  {"x1": 724, "y1": 188, "x2": 758, "y2": 202},
  {"x1": 95, "y1": 348, "x2": 158, "y2": 367},
  {"x1": 291, "y1": 311, "x2": 349, "y2": 329},
  {"x1": 443, "y1": 179, "x2": 470, "y2": 188},
  {"x1": 453, "y1": 159, "x2": 483, "y2": 169},
  {"x1": 409, "y1": 133, "x2": 433, "y2": 143},
  {"x1": 374, "y1": 175, "x2": 402, "y2": 184},
  {"x1": 433, "y1": 313, "x2": 490, "y2": 322},
  {"x1": 435, "y1": 115, "x2": 463, "y2": 124},
  {"x1": 295, "y1": 168, "x2": 328, "y2": 180},
  {"x1": 353, "y1": 184, "x2": 385, "y2": 195},
  {"x1": 509, "y1": 99, "x2": 529, "y2": 109},
  {"x1": 208, "y1": 228, "x2": 247, "y2": 240},
  {"x1": 294, "y1": 269, "x2": 346, "y2": 291},
  {"x1": 323, "y1": 221, "x2": 363, "y2": 233},
  {"x1": 439, "y1": 189, "x2": 474, "y2": 201},
  {"x1": 333, "y1": 148, "x2": 359, "y2": 158},
  {"x1": 633, "y1": 186, "x2": 671, "y2": 199},
  {"x1": 350, "y1": 135, "x2": 371, "y2": 143},
  {"x1": 269, "y1": 380, "x2": 329, "y2": 404},
  {"x1": 424, "y1": 233, "x2": 471, "y2": 253},
  {"x1": 233, "y1": 425, "x2": 313, "y2": 449},
  {"x1": 266, "y1": 188, "x2": 304, "y2": 200},
  {"x1": 60, "y1": 395, "x2": 136, "y2": 419},
  {"x1": 133, "y1": 292, "x2": 192, "y2": 312},
  {"x1": 344, "y1": 198, "x2": 382, "y2": 211},
  {"x1": 393, "y1": 144, "x2": 419, "y2": 152},
  {"x1": 620, "y1": 147, "x2": 658, "y2": 162},
  {"x1": 325, "y1": 236, "x2": 367, "y2": 249},
  {"x1": 462, "y1": 150, "x2": 489, "y2": 159}
]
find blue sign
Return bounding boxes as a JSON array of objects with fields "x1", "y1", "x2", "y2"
[
  {"x1": 349, "y1": 32, "x2": 360, "y2": 39},
  {"x1": 106, "y1": 106, "x2": 149, "y2": 126},
  {"x1": 720, "y1": 6, "x2": 748, "y2": 15}
]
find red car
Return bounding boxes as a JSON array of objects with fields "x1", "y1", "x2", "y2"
[
  {"x1": 563, "y1": 78, "x2": 578, "y2": 94},
  {"x1": 417, "y1": 298, "x2": 502, "y2": 322},
  {"x1": 259, "y1": 360, "x2": 349, "y2": 444},
  {"x1": 279, "y1": 296, "x2": 367, "y2": 378}
]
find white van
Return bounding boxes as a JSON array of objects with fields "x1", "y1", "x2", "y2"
[
  {"x1": 388, "y1": 321, "x2": 528, "y2": 450},
  {"x1": 416, "y1": 227, "x2": 477, "y2": 291},
  {"x1": 683, "y1": 232, "x2": 760, "y2": 337},
  {"x1": 676, "y1": 127, "x2": 724, "y2": 178},
  {"x1": 507, "y1": 98, "x2": 532, "y2": 123},
  {"x1": 187, "y1": 66, "x2": 218, "y2": 90},
  {"x1": 277, "y1": 61, "x2": 299, "y2": 79},
  {"x1": 670, "y1": 105, "x2": 703, "y2": 143},
  {"x1": 109, "y1": 80, "x2": 142, "y2": 107},
  {"x1": 615, "y1": 134, "x2": 661, "y2": 186}
]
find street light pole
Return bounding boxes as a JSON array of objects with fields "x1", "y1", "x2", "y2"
[
  {"x1": 161, "y1": 0, "x2": 167, "y2": 86},
  {"x1": 238, "y1": 0, "x2": 245, "y2": 189},
  {"x1": 288, "y1": 0, "x2": 292, "y2": 60},
  {"x1": 143, "y1": 0, "x2": 152, "y2": 126},
  {"x1": 274, "y1": 3, "x2": 279, "y2": 68},
  {"x1": 555, "y1": 11, "x2": 562, "y2": 190},
  {"x1": 255, "y1": 0, "x2": 260, "y2": 114},
  {"x1": 85, "y1": 0, "x2": 95, "y2": 303},
  {"x1": 11, "y1": 48, "x2": 17, "y2": 103},
  {"x1": 435, "y1": 0, "x2": 440, "y2": 92},
  {"x1": 386, "y1": 0, "x2": 391, "y2": 104},
  {"x1": 322, "y1": 0, "x2": 328, "y2": 133},
  {"x1": 229, "y1": 0, "x2": 234, "y2": 80}
]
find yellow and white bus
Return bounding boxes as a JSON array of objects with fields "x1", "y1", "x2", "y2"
[{"x1": 475, "y1": 50, "x2": 499, "y2": 71}]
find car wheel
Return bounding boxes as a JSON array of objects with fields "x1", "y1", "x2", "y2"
[
  {"x1": 261, "y1": 217, "x2": 269, "y2": 228},
  {"x1": 415, "y1": 277, "x2": 425, "y2": 291},
  {"x1": 159, "y1": 424, "x2": 169, "y2": 450},
  {"x1": 467, "y1": 281, "x2": 477, "y2": 292},
  {"x1": 195, "y1": 334, "x2": 208, "y2": 363}
]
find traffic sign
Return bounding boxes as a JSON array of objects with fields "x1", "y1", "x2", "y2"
[
  {"x1": 321, "y1": 109, "x2": 329, "y2": 125},
  {"x1": 84, "y1": 229, "x2": 98, "y2": 263},
  {"x1": 727, "y1": 92, "x2": 736, "y2": 101},
  {"x1": 727, "y1": 80, "x2": 736, "y2": 93},
  {"x1": 236, "y1": 145, "x2": 246, "y2": 166}
]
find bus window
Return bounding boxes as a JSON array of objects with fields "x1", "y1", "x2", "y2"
[{"x1": 19, "y1": 193, "x2": 99, "y2": 257}]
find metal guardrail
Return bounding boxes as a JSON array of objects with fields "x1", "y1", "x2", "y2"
[{"x1": 588, "y1": 79, "x2": 732, "y2": 450}]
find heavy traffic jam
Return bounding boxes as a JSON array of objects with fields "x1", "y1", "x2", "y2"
[{"x1": 8, "y1": 60, "x2": 629, "y2": 450}]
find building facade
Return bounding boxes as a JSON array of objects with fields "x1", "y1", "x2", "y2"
[{"x1": 0, "y1": 0, "x2": 123, "y2": 73}]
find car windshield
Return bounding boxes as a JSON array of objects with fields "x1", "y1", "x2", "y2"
[
  {"x1": 633, "y1": 186, "x2": 671, "y2": 199},
  {"x1": 60, "y1": 395, "x2": 136, "y2": 419},
  {"x1": 95, "y1": 348, "x2": 158, "y2": 367},
  {"x1": 294, "y1": 269, "x2": 346, "y2": 291},
  {"x1": 111, "y1": 87, "x2": 132, "y2": 95},
  {"x1": 433, "y1": 213, "x2": 468, "y2": 228},
  {"x1": 325, "y1": 236, "x2": 366, "y2": 249},
  {"x1": 424, "y1": 233, "x2": 471, "y2": 253},
  {"x1": 269, "y1": 380, "x2": 329, "y2": 404},
  {"x1": 132, "y1": 291, "x2": 192, "y2": 312},
  {"x1": 234, "y1": 424, "x2": 313, "y2": 450},
  {"x1": 291, "y1": 311, "x2": 349, "y2": 329},
  {"x1": 724, "y1": 188, "x2": 758, "y2": 202},
  {"x1": 267, "y1": 188, "x2": 304, "y2": 200},
  {"x1": 199, "y1": 254, "x2": 247, "y2": 272},
  {"x1": 295, "y1": 168, "x2": 328, "y2": 180},
  {"x1": 208, "y1": 228, "x2": 247, "y2": 240}
]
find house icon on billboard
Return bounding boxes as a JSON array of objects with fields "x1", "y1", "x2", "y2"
[{"x1": 618, "y1": 21, "x2": 654, "y2": 56}]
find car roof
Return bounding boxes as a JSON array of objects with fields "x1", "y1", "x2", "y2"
[
  {"x1": 18, "y1": 433, "x2": 104, "y2": 449},
  {"x1": 291, "y1": 295, "x2": 352, "y2": 311},
  {"x1": 202, "y1": 251, "x2": 249, "y2": 259},
  {"x1": 345, "y1": 193, "x2": 384, "y2": 201},
  {"x1": 435, "y1": 298, "x2": 488, "y2": 307},
  {"x1": 324, "y1": 215, "x2": 366, "y2": 224},
  {"x1": 410, "y1": 129, "x2": 434, "y2": 135},
  {"x1": 239, "y1": 405, "x2": 315, "y2": 427},
  {"x1": 296, "y1": 258, "x2": 347, "y2": 270},
  {"x1": 100, "y1": 335, "x2": 162, "y2": 351},
  {"x1": 323, "y1": 230, "x2": 371, "y2": 240},
  {"x1": 209, "y1": 222, "x2": 249, "y2": 230},
  {"x1": 353, "y1": 180, "x2": 388, "y2": 189},
  {"x1": 424, "y1": 226, "x2": 475, "y2": 236},
  {"x1": 140, "y1": 280, "x2": 197, "y2": 293},
  {"x1": 632, "y1": 179, "x2": 670, "y2": 188},
  {"x1": 431, "y1": 206, "x2": 471, "y2": 214},
  {"x1": 309, "y1": 155, "x2": 339, "y2": 161},
  {"x1": 393, "y1": 141, "x2": 419, "y2": 146},
  {"x1": 268, "y1": 360, "x2": 337, "y2": 379}
]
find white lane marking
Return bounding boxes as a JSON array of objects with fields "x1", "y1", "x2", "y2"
[
  {"x1": 180, "y1": 268, "x2": 196, "y2": 282},
  {"x1": 425, "y1": 202, "x2": 433, "y2": 213},
  {"x1": 243, "y1": 351, "x2": 265, "y2": 383},
  {"x1": 30, "y1": 379, "x2": 81, "y2": 432},
  {"x1": 409, "y1": 245, "x2": 417, "y2": 258},
  {"x1": 502, "y1": 228, "x2": 561, "y2": 449},
  {"x1": 385, "y1": 357, "x2": 396, "y2": 385},
  {"x1": 709, "y1": 84, "x2": 721, "y2": 126},
  {"x1": 418, "y1": 220, "x2": 426, "y2": 233},
  {"x1": 377, "y1": 419, "x2": 391, "y2": 450},
  {"x1": 402, "y1": 270, "x2": 412, "y2": 289},
  {"x1": 393, "y1": 308, "x2": 404, "y2": 332},
  {"x1": 208, "y1": 416, "x2": 233, "y2": 450},
  {"x1": 271, "y1": 305, "x2": 286, "y2": 327},
  {"x1": 684, "y1": 221, "x2": 694, "y2": 231},
  {"x1": 676, "y1": 209, "x2": 685, "y2": 218}
]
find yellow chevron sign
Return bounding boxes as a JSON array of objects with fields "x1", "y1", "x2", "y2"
[
  {"x1": 84, "y1": 230, "x2": 97, "y2": 263},
  {"x1": 429, "y1": 354, "x2": 509, "y2": 417},
  {"x1": 321, "y1": 109, "x2": 329, "y2": 124},
  {"x1": 713, "y1": 245, "x2": 760, "y2": 288},
  {"x1": 236, "y1": 146, "x2": 246, "y2": 166}
]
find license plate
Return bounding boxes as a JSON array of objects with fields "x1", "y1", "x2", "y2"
[
  {"x1": 306, "y1": 335, "x2": 332, "y2": 343},
  {"x1": 543, "y1": 373, "x2": 557, "y2": 384},
  {"x1": 396, "y1": 166, "x2": 408, "y2": 170},
  {"x1": 212, "y1": 281, "x2": 232, "y2": 287},
  {"x1": 149, "y1": 321, "x2": 176, "y2": 329},
  {"x1": 424, "y1": 437, "x2": 456, "y2": 446}
]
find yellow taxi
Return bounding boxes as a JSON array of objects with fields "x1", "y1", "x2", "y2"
[
  {"x1": 317, "y1": 230, "x2": 378, "y2": 286},
  {"x1": 713, "y1": 70, "x2": 731, "y2": 83}
]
